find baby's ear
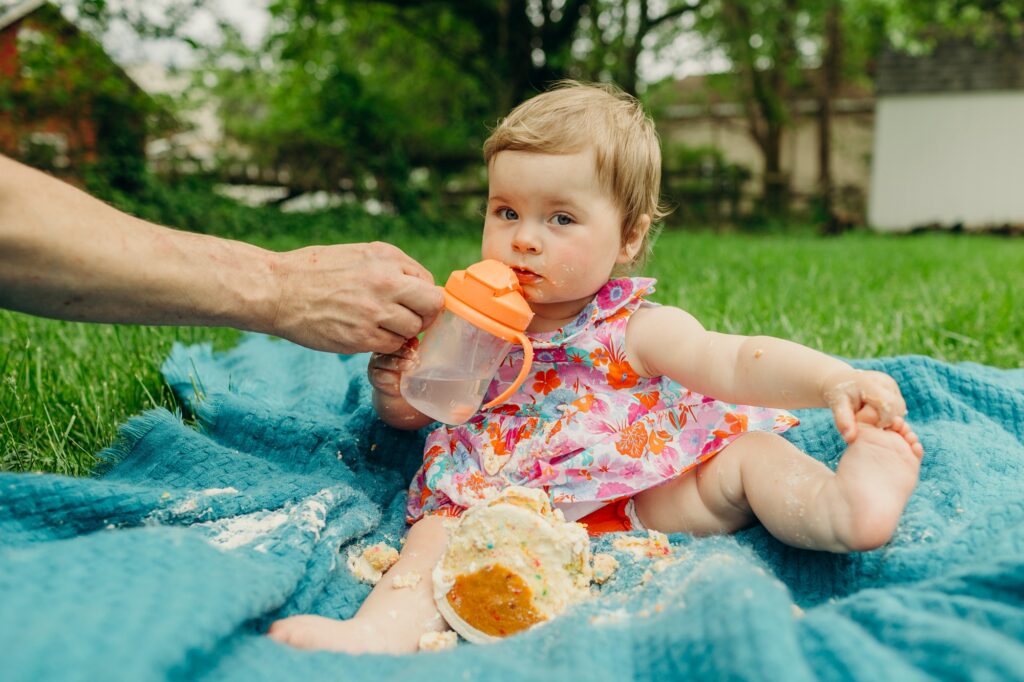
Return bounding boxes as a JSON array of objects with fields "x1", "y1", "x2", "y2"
[{"x1": 618, "y1": 214, "x2": 651, "y2": 264}]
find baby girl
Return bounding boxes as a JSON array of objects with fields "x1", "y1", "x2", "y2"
[{"x1": 269, "y1": 80, "x2": 924, "y2": 654}]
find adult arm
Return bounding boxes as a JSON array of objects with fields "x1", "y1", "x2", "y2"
[{"x1": 0, "y1": 155, "x2": 443, "y2": 353}]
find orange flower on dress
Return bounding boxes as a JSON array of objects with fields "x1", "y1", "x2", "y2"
[
  {"x1": 607, "y1": 360, "x2": 639, "y2": 390},
  {"x1": 590, "y1": 347, "x2": 610, "y2": 367},
  {"x1": 532, "y1": 369, "x2": 561, "y2": 395},
  {"x1": 776, "y1": 414, "x2": 800, "y2": 428},
  {"x1": 486, "y1": 422, "x2": 509, "y2": 456},
  {"x1": 572, "y1": 394, "x2": 595, "y2": 412},
  {"x1": 604, "y1": 307, "x2": 632, "y2": 325},
  {"x1": 648, "y1": 428, "x2": 671, "y2": 455},
  {"x1": 713, "y1": 412, "x2": 749, "y2": 439},
  {"x1": 634, "y1": 391, "x2": 660, "y2": 410},
  {"x1": 615, "y1": 421, "x2": 649, "y2": 458},
  {"x1": 543, "y1": 418, "x2": 564, "y2": 443},
  {"x1": 461, "y1": 471, "x2": 491, "y2": 496}
]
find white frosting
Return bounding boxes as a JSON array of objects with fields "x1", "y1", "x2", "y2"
[{"x1": 433, "y1": 487, "x2": 592, "y2": 642}]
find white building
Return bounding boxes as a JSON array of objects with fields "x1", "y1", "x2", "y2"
[{"x1": 869, "y1": 37, "x2": 1024, "y2": 231}]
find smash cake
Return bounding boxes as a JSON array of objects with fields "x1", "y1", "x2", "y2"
[{"x1": 433, "y1": 487, "x2": 593, "y2": 643}]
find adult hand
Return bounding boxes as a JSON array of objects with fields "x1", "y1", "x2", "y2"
[
  {"x1": 269, "y1": 242, "x2": 444, "y2": 354},
  {"x1": 0, "y1": 155, "x2": 443, "y2": 354}
]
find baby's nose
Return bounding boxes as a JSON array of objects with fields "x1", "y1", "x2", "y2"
[{"x1": 512, "y1": 224, "x2": 542, "y2": 253}]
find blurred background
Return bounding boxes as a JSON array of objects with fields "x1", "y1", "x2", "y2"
[{"x1": 2, "y1": 0, "x2": 1022, "y2": 235}]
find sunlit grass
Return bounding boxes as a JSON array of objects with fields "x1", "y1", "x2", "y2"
[{"x1": 2, "y1": 228, "x2": 1020, "y2": 475}]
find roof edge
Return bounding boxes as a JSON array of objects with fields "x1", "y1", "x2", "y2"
[{"x1": 0, "y1": 0, "x2": 48, "y2": 32}]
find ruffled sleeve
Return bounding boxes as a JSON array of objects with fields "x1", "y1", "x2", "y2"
[{"x1": 526, "y1": 277, "x2": 657, "y2": 350}]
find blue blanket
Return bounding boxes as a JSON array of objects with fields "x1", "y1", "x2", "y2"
[{"x1": 2, "y1": 335, "x2": 1023, "y2": 681}]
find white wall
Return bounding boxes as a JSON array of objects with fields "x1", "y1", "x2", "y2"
[{"x1": 869, "y1": 91, "x2": 1024, "y2": 231}]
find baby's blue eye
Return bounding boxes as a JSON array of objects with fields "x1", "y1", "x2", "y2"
[
  {"x1": 553, "y1": 214, "x2": 573, "y2": 226},
  {"x1": 499, "y1": 208, "x2": 519, "y2": 220}
]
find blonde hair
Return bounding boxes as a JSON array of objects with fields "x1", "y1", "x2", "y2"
[{"x1": 483, "y1": 80, "x2": 667, "y2": 269}]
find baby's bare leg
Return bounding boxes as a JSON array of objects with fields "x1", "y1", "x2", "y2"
[
  {"x1": 267, "y1": 515, "x2": 449, "y2": 654},
  {"x1": 635, "y1": 427, "x2": 921, "y2": 553}
]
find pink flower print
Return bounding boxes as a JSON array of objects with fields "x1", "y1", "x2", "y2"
[
  {"x1": 621, "y1": 461, "x2": 643, "y2": 478},
  {"x1": 596, "y1": 481, "x2": 634, "y2": 498},
  {"x1": 597, "y1": 279, "x2": 633, "y2": 310}
]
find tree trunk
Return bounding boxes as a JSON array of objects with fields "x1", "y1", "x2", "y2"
[
  {"x1": 817, "y1": 0, "x2": 843, "y2": 234},
  {"x1": 762, "y1": 123, "x2": 787, "y2": 216}
]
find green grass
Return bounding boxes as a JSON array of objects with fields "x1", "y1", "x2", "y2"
[{"x1": 2, "y1": 228, "x2": 1021, "y2": 476}]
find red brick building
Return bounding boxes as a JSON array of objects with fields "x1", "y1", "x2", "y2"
[{"x1": 0, "y1": 0, "x2": 149, "y2": 181}]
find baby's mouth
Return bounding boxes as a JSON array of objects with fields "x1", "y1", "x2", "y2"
[{"x1": 511, "y1": 267, "x2": 542, "y2": 284}]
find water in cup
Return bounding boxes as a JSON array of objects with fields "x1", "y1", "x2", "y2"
[{"x1": 401, "y1": 371, "x2": 493, "y2": 425}]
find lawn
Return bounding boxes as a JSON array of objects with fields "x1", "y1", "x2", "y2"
[{"x1": 2, "y1": 228, "x2": 1020, "y2": 476}]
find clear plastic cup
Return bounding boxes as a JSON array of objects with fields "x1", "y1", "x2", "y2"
[{"x1": 400, "y1": 309, "x2": 513, "y2": 425}]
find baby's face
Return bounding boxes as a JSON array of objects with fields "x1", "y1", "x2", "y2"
[{"x1": 482, "y1": 149, "x2": 633, "y2": 330}]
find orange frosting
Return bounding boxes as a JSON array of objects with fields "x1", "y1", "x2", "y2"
[{"x1": 446, "y1": 564, "x2": 546, "y2": 637}]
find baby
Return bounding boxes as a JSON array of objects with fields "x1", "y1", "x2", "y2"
[{"x1": 269, "y1": 81, "x2": 924, "y2": 654}]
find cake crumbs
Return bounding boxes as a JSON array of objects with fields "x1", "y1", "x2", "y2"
[
  {"x1": 418, "y1": 630, "x2": 458, "y2": 652},
  {"x1": 347, "y1": 542, "x2": 400, "y2": 584},
  {"x1": 591, "y1": 553, "x2": 619, "y2": 584},
  {"x1": 612, "y1": 530, "x2": 672, "y2": 559},
  {"x1": 391, "y1": 571, "x2": 422, "y2": 589}
]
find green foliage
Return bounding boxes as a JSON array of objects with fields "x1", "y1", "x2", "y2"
[
  {"x1": 0, "y1": 4, "x2": 174, "y2": 188},
  {"x1": 201, "y1": 2, "x2": 493, "y2": 213},
  {"x1": 662, "y1": 144, "x2": 752, "y2": 227},
  {"x1": 84, "y1": 171, "x2": 480, "y2": 243},
  {"x1": 868, "y1": 0, "x2": 1023, "y2": 47}
]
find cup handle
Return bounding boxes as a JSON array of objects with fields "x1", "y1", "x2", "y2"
[{"x1": 481, "y1": 331, "x2": 533, "y2": 409}]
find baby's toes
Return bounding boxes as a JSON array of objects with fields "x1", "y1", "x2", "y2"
[
  {"x1": 267, "y1": 617, "x2": 308, "y2": 646},
  {"x1": 855, "y1": 404, "x2": 881, "y2": 426}
]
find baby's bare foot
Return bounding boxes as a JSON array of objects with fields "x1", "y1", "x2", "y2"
[
  {"x1": 830, "y1": 422, "x2": 923, "y2": 551},
  {"x1": 268, "y1": 614, "x2": 412, "y2": 655},
  {"x1": 855, "y1": 406, "x2": 925, "y2": 458}
]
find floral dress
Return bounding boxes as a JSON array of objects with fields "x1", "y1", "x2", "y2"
[{"x1": 406, "y1": 277, "x2": 799, "y2": 522}]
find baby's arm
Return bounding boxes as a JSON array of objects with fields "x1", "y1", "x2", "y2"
[
  {"x1": 369, "y1": 341, "x2": 435, "y2": 430},
  {"x1": 626, "y1": 306, "x2": 910, "y2": 441}
]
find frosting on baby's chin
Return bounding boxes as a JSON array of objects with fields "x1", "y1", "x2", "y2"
[{"x1": 433, "y1": 486, "x2": 593, "y2": 643}]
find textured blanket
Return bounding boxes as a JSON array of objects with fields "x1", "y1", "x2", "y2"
[{"x1": 2, "y1": 335, "x2": 1023, "y2": 681}]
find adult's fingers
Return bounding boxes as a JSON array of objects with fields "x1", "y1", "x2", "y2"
[
  {"x1": 366, "y1": 328, "x2": 410, "y2": 355},
  {"x1": 368, "y1": 241, "x2": 435, "y2": 285},
  {"x1": 394, "y1": 280, "x2": 444, "y2": 324},
  {"x1": 378, "y1": 304, "x2": 425, "y2": 340}
]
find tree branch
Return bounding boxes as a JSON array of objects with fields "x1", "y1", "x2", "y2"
[{"x1": 648, "y1": 0, "x2": 706, "y2": 30}]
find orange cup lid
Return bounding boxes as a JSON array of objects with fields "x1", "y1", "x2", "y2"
[{"x1": 443, "y1": 260, "x2": 534, "y2": 332}]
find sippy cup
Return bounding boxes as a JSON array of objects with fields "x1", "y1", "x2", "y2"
[{"x1": 400, "y1": 260, "x2": 534, "y2": 425}]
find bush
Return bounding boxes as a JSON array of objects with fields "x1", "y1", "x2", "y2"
[{"x1": 84, "y1": 169, "x2": 481, "y2": 246}]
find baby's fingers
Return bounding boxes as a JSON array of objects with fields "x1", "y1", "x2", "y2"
[
  {"x1": 368, "y1": 367, "x2": 403, "y2": 396},
  {"x1": 861, "y1": 372, "x2": 907, "y2": 427},
  {"x1": 830, "y1": 395, "x2": 858, "y2": 443},
  {"x1": 370, "y1": 353, "x2": 415, "y2": 372}
]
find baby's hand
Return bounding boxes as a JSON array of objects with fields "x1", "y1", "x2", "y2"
[
  {"x1": 823, "y1": 369, "x2": 907, "y2": 443},
  {"x1": 367, "y1": 338, "x2": 418, "y2": 398}
]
